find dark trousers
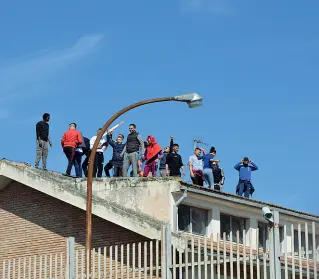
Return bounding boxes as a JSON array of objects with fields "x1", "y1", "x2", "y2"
[
  {"x1": 94, "y1": 152, "x2": 104, "y2": 177},
  {"x1": 63, "y1": 147, "x2": 74, "y2": 175},
  {"x1": 191, "y1": 173, "x2": 204, "y2": 186},
  {"x1": 169, "y1": 168, "x2": 181, "y2": 177},
  {"x1": 114, "y1": 166, "x2": 123, "y2": 177},
  {"x1": 82, "y1": 150, "x2": 91, "y2": 177},
  {"x1": 104, "y1": 161, "x2": 123, "y2": 177},
  {"x1": 104, "y1": 161, "x2": 113, "y2": 177},
  {"x1": 237, "y1": 180, "x2": 252, "y2": 198},
  {"x1": 73, "y1": 151, "x2": 83, "y2": 177}
]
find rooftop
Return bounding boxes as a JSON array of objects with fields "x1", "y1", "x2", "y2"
[{"x1": 0, "y1": 159, "x2": 318, "y2": 226}]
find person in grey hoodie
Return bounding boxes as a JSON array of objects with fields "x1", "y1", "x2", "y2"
[{"x1": 158, "y1": 136, "x2": 174, "y2": 176}]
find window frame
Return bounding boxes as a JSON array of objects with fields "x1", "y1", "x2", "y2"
[
  {"x1": 177, "y1": 204, "x2": 208, "y2": 235},
  {"x1": 220, "y1": 213, "x2": 246, "y2": 243}
]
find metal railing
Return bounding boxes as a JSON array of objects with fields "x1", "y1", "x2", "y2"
[{"x1": 0, "y1": 222, "x2": 318, "y2": 278}]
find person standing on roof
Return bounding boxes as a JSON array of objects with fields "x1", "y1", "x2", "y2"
[
  {"x1": 212, "y1": 162, "x2": 225, "y2": 191},
  {"x1": 61, "y1": 123, "x2": 82, "y2": 177},
  {"x1": 121, "y1": 124, "x2": 145, "y2": 177},
  {"x1": 201, "y1": 147, "x2": 220, "y2": 188},
  {"x1": 142, "y1": 135, "x2": 162, "y2": 177},
  {"x1": 158, "y1": 136, "x2": 174, "y2": 177},
  {"x1": 35, "y1": 113, "x2": 52, "y2": 170},
  {"x1": 73, "y1": 132, "x2": 89, "y2": 178},
  {"x1": 90, "y1": 128, "x2": 108, "y2": 178},
  {"x1": 81, "y1": 136, "x2": 91, "y2": 177},
  {"x1": 189, "y1": 147, "x2": 204, "y2": 186},
  {"x1": 234, "y1": 157, "x2": 258, "y2": 198},
  {"x1": 165, "y1": 142, "x2": 185, "y2": 177},
  {"x1": 104, "y1": 131, "x2": 125, "y2": 177}
]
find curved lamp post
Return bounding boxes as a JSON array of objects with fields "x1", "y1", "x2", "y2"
[{"x1": 85, "y1": 93, "x2": 203, "y2": 275}]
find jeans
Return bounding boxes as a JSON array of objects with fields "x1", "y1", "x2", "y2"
[
  {"x1": 237, "y1": 180, "x2": 251, "y2": 198},
  {"x1": 123, "y1": 152, "x2": 139, "y2": 177},
  {"x1": 203, "y1": 168, "x2": 214, "y2": 188},
  {"x1": 94, "y1": 152, "x2": 104, "y2": 178},
  {"x1": 73, "y1": 151, "x2": 83, "y2": 177},
  {"x1": 35, "y1": 139, "x2": 49, "y2": 169},
  {"x1": 63, "y1": 147, "x2": 74, "y2": 175}
]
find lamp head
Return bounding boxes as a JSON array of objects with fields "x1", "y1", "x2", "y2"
[{"x1": 174, "y1": 93, "x2": 203, "y2": 108}]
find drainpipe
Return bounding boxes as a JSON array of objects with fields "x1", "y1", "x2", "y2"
[{"x1": 173, "y1": 190, "x2": 187, "y2": 231}]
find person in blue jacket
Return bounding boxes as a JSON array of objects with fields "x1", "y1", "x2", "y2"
[
  {"x1": 234, "y1": 157, "x2": 258, "y2": 198},
  {"x1": 104, "y1": 131, "x2": 125, "y2": 177}
]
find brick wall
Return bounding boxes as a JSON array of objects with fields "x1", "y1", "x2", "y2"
[{"x1": 0, "y1": 181, "x2": 148, "y2": 261}]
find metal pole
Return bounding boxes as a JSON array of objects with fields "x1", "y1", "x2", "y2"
[
  {"x1": 273, "y1": 211, "x2": 282, "y2": 279},
  {"x1": 269, "y1": 225, "x2": 276, "y2": 279},
  {"x1": 85, "y1": 97, "x2": 175, "y2": 275}
]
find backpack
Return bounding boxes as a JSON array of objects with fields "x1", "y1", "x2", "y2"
[{"x1": 212, "y1": 164, "x2": 223, "y2": 184}]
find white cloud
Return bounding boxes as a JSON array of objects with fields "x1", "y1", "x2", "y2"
[
  {"x1": 0, "y1": 34, "x2": 104, "y2": 115},
  {"x1": 181, "y1": 0, "x2": 233, "y2": 15}
]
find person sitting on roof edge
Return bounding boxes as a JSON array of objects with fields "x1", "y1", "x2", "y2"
[{"x1": 234, "y1": 157, "x2": 258, "y2": 198}]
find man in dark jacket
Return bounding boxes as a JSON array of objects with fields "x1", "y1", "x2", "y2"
[
  {"x1": 165, "y1": 143, "x2": 185, "y2": 177},
  {"x1": 35, "y1": 113, "x2": 52, "y2": 170},
  {"x1": 158, "y1": 136, "x2": 174, "y2": 176},
  {"x1": 121, "y1": 124, "x2": 145, "y2": 177},
  {"x1": 81, "y1": 137, "x2": 91, "y2": 177},
  {"x1": 104, "y1": 131, "x2": 125, "y2": 177}
]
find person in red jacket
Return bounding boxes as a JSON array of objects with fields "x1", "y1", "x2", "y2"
[
  {"x1": 142, "y1": 135, "x2": 162, "y2": 177},
  {"x1": 61, "y1": 123, "x2": 82, "y2": 177}
]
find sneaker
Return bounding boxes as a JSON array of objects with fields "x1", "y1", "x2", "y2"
[{"x1": 43, "y1": 168, "x2": 48, "y2": 171}]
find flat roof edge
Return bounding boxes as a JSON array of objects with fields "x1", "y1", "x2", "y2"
[{"x1": 180, "y1": 183, "x2": 319, "y2": 222}]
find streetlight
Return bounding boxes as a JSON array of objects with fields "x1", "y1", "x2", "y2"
[{"x1": 85, "y1": 93, "x2": 203, "y2": 275}]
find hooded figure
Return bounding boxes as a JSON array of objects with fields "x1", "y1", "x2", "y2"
[{"x1": 142, "y1": 135, "x2": 162, "y2": 177}]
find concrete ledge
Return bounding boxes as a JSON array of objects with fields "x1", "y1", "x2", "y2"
[{"x1": 0, "y1": 159, "x2": 179, "y2": 240}]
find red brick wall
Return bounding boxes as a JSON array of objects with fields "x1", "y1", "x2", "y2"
[{"x1": 0, "y1": 181, "x2": 148, "y2": 261}]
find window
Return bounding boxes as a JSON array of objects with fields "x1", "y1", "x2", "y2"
[
  {"x1": 220, "y1": 214, "x2": 246, "y2": 243},
  {"x1": 258, "y1": 222, "x2": 269, "y2": 249},
  {"x1": 293, "y1": 230, "x2": 319, "y2": 259},
  {"x1": 178, "y1": 204, "x2": 208, "y2": 235}
]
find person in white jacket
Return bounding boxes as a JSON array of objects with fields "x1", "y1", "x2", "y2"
[{"x1": 90, "y1": 128, "x2": 107, "y2": 177}]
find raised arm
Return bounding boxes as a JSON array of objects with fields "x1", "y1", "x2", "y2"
[
  {"x1": 249, "y1": 162, "x2": 258, "y2": 171},
  {"x1": 234, "y1": 162, "x2": 242, "y2": 171},
  {"x1": 106, "y1": 134, "x2": 116, "y2": 147},
  {"x1": 169, "y1": 136, "x2": 174, "y2": 153}
]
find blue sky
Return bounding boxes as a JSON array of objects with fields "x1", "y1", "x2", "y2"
[{"x1": 0, "y1": 1, "x2": 318, "y2": 215}]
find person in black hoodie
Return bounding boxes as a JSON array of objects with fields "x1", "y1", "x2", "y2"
[
  {"x1": 165, "y1": 142, "x2": 185, "y2": 177},
  {"x1": 158, "y1": 136, "x2": 174, "y2": 176},
  {"x1": 104, "y1": 131, "x2": 125, "y2": 177}
]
